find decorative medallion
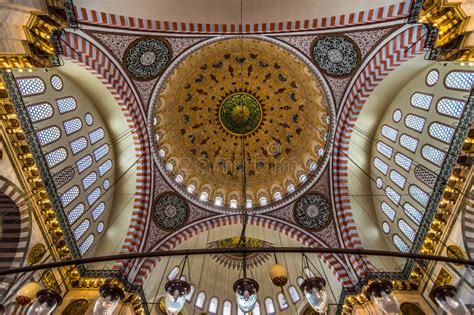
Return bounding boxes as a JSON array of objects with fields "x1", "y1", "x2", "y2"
[
  {"x1": 152, "y1": 193, "x2": 188, "y2": 231},
  {"x1": 125, "y1": 37, "x2": 170, "y2": 80},
  {"x1": 294, "y1": 193, "x2": 331, "y2": 230},
  {"x1": 446, "y1": 245, "x2": 466, "y2": 266},
  {"x1": 400, "y1": 302, "x2": 426, "y2": 315},
  {"x1": 62, "y1": 299, "x2": 89, "y2": 315},
  {"x1": 218, "y1": 92, "x2": 263, "y2": 136},
  {"x1": 27, "y1": 243, "x2": 46, "y2": 265},
  {"x1": 207, "y1": 236, "x2": 273, "y2": 270},
  {"x1": 312, "y1": 36, "x2": 359, "y2": 77}
]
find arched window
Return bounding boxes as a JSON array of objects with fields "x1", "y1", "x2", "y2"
[
  {"x1": 393, "y1": 234, "x2": 410, "y2": 252},
  {"x1": 373, "y1": 158, "x2": 389, "y2": 175},
  {"x1": 426, "y1": 70, "x2": 439, "y2": 86},
  {"x1": 175, "y1": 175, "x2": 184, "y2": 183},
  {"x1": 187, "y1": 185, "x2": 195, "y2": 194},
  {"x1": 253, "y1": 302, "x2": 261, "y2": 315},
  {"x1": 414, "y1": 165, "x2": 437, "y2": 188},
  {"x1": 16, "y1": 77, "x2": 45, "y2": 96},
  {"x1": 74, "y1": 219, "x2": 90, "y2": 240},
  {"x1": 89, "y1": 128, "x2": 105, "y2": 144},
  {"x1": 76, "y1": 155, "x2": 93, "y2": 174},
  {"x1": 27, "y1": 102, "x2": 53, "y2": 122},
  {"x1": 288, "y1": 285, "x2": 301, "y2": 303},
  {"x1": 421, "y1": 145, "x2": 445, "y2": 167},
  {"x1": 404, "y1": 114, "x2": 425, "y2": 132},
  {"x1": 70, "y1": 137, "x2": 88, "y2": 155},
  {"x1": 436, "y1": 98, "x2": 466, "y2": 118},
  {"x1": 429, "y1": 122, "x2": 455, "y2": 143},
  {"x1": 98, "y1": 160, "x2": 112, "y2": 177},
  {"x1": 208, "y1": 297, "x2": 219, "y2": 314},
  {"x1": 376, "y1": 178, "x2": 383, "y2": 189},
  {"x1": 385, "y1": 186, "x2": 401, "y2": 205},
  {"x1": 67, "y1": 203, "x2": 85, "y2": 225},
  {"x1": 393, "y1": 109, "x2": 402, "y2": 122},
  {"x1": 273, "y1": 191, "x2": 282, "y2": 200},
  {"x1": 264, "y1": 297, "x2": 276, "y2": 315},
  {"x1": 403, "y1": 203, "x2": 423, "y2": 225},
  {"x1": 56, "y1": 97, "x2": 77, "y2": 113},
  {"x1": 389, "y1": 170, "x2": 406, "y2": 189},
  {"x1": 103, "y1": 179, "x2": 110, "y2": 190},
  {"x1": 37, "y1": 126, "x2": 61, "y2": 146},
  {"x1": 445, "y1": 71, "x2": 474, "y2": 91},
  {"x1": 200, "y1": 192, "x2": 209, "y2": 202},
  {"x1": 376, "y1": 142, "x2": 393, "y2": 159},
  {"x1": 410, "y1": 92, "x2": 433, "y2": 110},
  {"x1": 303, "y1": 267, "x2": 315, "y2": 278},
  {"x1": 94, "y1": 144, "x2": 109, "y2": 161},
  {"x1": 186, "y1": 285, "x2": 195, "y2": 302},
  {"x1": 259, "y1": 196, "x2": 268, "y2": 206},
  {"x1": 61, "y1": 185, "x2": 80, "y2": 207},
  {"x1": 382, "y1": 222, "x2": 390, "y2": 234},
  {"x1": 297, "y1": 277, "x2": 304, "y2": 287},
  {"x1": 63, "y1": 118, "x2": 82, "y2": 135},
  {"x1": 79, "y1": 234, "x2": 94, "y2": 255},
  {"x1": 45, "y1": 147, "x2": 68, "y2": 168},
  {"x1": 409, "y1": 185, "x2": 429, "y2": 207},
  {"x1": 195, "y1": 292, "x2": 206, "y2": 309},
  {"x1": 246, "y1": 199, "x2": 252, "y2": 208},
  {"x1": 398, "y1": 219, "x2": 416, "y2": 241},
  {"x1": 381, "y1": 202, "x2": 396, "y2": 221},
  {"x1": 399, "y1": 134, "x2": 418, "y2": 152},
  {"x1": 299, "y1": 174, "x2": 307, "y2": 183},
  {"x1": 230, "y1": 199, "x2": 238, "y2": 208},
  {"x1": 394, "y1": 153, "x2": 412, "y2": 172},
  {"x1": 167, "y1": 266, "x2": 180, "y2": 280},
  {"x1": 92, "y1": 202, "x2": 105, "y2": 221},
  {"x1": 84, "y1": 113, "x2": 94, "y2": 126},
  {"x1": 87, "y1": 187, "x2": 101, "y2": 206},
  {"x1": 97, "y1": 222, "x2": 104, "y2": 233},
  {"x1": 287, "y1": 184, "x2": 295, "y2": 193},
  {"x1": 82, "y1": 172, "x2": 97, "y2": 190},
  {"x1": 381, "y1": 125, "x2": 398, "y2": 142},
  {"x1": 214, "y1": 196, "x2": 223, "y2": 206},
  {"x1": 50, "y1": 75, "x2": 63, "y2": 90},
  {"x1": 277, "y1": 293, "x2": 289, "y2": 310},
  {"x1": 222, "y1": 300, "x2": 232, "y2": 315}
]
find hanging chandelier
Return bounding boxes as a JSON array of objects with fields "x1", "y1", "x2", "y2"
[
  {"x1": 429, "y1": 285, "x2": 469, "y2": 315},
  {"x1": 93, "y1": 283, "x2": 124, "y2": 314},
  {"x1": 164, "y1": 256, "x2": 192, "y2": 314},
  {"x1": 299, "y1": 254, "x2": 329, "y2": 313},
  {"x1": 366, "y1": 280, "x2": 400, "y2": 314},
  {"x1": 26, "y1": 289, "x2": 62, "y2": 315}
]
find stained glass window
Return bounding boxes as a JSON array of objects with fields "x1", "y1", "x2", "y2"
[
  {"x1": 56, "y1": 97, "x2": 77, "y2": 113},
  {"x1": 409, "y1": 185, "x2": 430, "y2": 207},
  {"x1": 84, "y1": 113, "x2": 94, "y2": 126},
  {"x1": 426, "y1": 70, "x2": 439, "y2": 86},
  {"x1": 94, "y1": 144, "x2": 109, "y2": 161},
  {"x1": 63, "y1": 118, "x2": 82, "y2": 135},
  {"x1": 253, "y1": 302, "x2": 261, "y2": 315},
  {"x1": 422, "y1": 145, "x2": 445, "y2": 166},
  {"x1": 390, "y1": 170, "x2": 406, "y2": 189},
  {"x1": 61, "y1": 185, "x2": 79, "y2": 207},
  {"x1": 259, "y1": 196, "x2": 268, "y2": 206},
  {"x1": 410, "y1": 92, "x2": 432, "y2": 110},
  {"x1": 89, "y1": 128, "x2": 105, "y2": 144},
  {"x1": 45, "y1": 147, "x2": 67, "y2": 168},
  {"x1": 98, "y1": 159, "x2": 112, "y2": 177},
  {"x1": 381, "y1": 202, "x2": 396, "y2": 221},
  {"x1": 399, "y1": 134, "x2": 418, "y2": 152},
  {"x1": 37, "y1": 126, "x2": 61, "y2": 146},
  {"x1": 273, "y1": 191, "x2": 282, "y2": 200},
  {"x1": 429, "y1": 122, "x2": 455, "y2": 143},
  {"x1": 404, "y1": 114, "x2": 425, "y2": 132},
  {"x1": 392, "y1": 109, "x2": 402, "y2": 122},
  {"x1": 67, "y1": 203, "x2": 85, "y2": 225},
  {"x1": 16, "y1": 77, "x2": 45, "y2": 96},
  {"x1": 76, "y1": 155, "x2": 93, "y2": 173},
  {"x1": 82, "y1": 171, "x2": 97, "y2": 190},
  {"x1": 398, "y1": 219, "x2": 416, "y2": 241},
  {"x1": 195, "y1": 292, "x2": 206, "y2": 309},
  {"x1": 277, "y1": 293, "x2": 289, "y2": 310},
  {"x1": 200, "y1": 192, "x2": 209, "y2": 202},
  {"x1": 445, "y1": 71, "x2": 474, "y2": 91},
  {"x1": 414, "y1": 165, "x2": 437, "y2": 188},
  {"x1": 265, "y1": 298, "x2": 276, "y2": 314},
  {"x1": 382, "y1": 222, "x2": 390, "y2": 234},
  {"x1": 50, "y1": 75, "x2": 63, "y2": 90},
  {"x1": 92, "y1": 202, "x2": 105, "y2": 221},
  {"x1": 208, "y1": 297, "x2": 218, "y2": 314},
  {"x1": 186, "y1": 285, "x2": 195, "y2": 302},
  {"x1": 288, "y1": 286, "x2": 301, "y2": 303},
  {"x1": 403, "y1": 203, "x2": 423, "y2": 225},
  {"x1": 79, "y1": 234, "x2": 94, "y2": 255},
  {"x1": 167, "y1": 266, "x2": 179, "y2": 280},
  {"x1": 215, "y1": 196, "x2": 223, "y2": 206},
  {"x1": 393, "y1": 234, "x2": 410, "y2": 252},
  {"x1": 377, "y1": 142, "x2": 393, "y2": 159},
  {"x1": 394, "y1": 153, "x2": 412, "y2": 172},
  {"x1": 70, "y1": 137, "x2": 88, "y2": 155},
  {"x1": 74, "y1": 219, "x2": 90, "y2": 240},
  {"x1": 381, "y1": 125, "x2": 398, "y2": 142},
  {"x1": 103, "y1": 179, "x2": 110, "y2": 190},
  {"x1": 27, "y1": 103, "x2": 53, "y2": 122},
  {"x1": 87, "y1": 187, "x2": 101, "y2": 206},
  {"x1": 436, "y1": 98, "x2": 466, "y2": 118},
  {"x1": 386, "y1": 186, "x2": 401, "y2": 205},
  {"x1": 222, "y1": 300, "x2": 232, "y2": 315},
  {"x1": 97, "y1": 222, "x2": 104, "y2": 233},
  {"x1": 374, "y1": 158, "x2": 389, "y2": 175},
  {"x1": 187, "y1": 185, "x2": 195, "y2": 194}
]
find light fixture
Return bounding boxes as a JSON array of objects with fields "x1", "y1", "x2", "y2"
[
  {"x1": 269, "y1": 263, "x2": 288, "y2": 287},
  {"x1": 367, "y1": 280, "x2": 400, "y2": 314},
  {"x1": 300, "y1": 277, "x2": 328, "y2": 313},
  {"x1": 164, "y1": 279, "x2": 191, "y2": 314},
  {"x1": 26, "y1": 289, "x2": 62, "y2": 315},
  {"x1": 93, "y1": 284, "x2": 124, "y2": 315},
  {"x1": 429, "y1": 285, "x2": 468, "y2": 315},
  {"x1": 16, "y1": 282, "x2": 41, "y2": 306},
  {"x1": 234, "y1": 278, "x2": 259, "y2": 313}
]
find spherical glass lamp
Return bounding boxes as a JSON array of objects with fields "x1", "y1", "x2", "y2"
[
  {"x1": 16, "y1": 282, "x2": 41, "y2": 306},
  {"x1": 300, "y1": 277, "x2": 328, "y2": 313},
  {"x1": 269, "y1": 263, "x2": 288, "y2": 287},
  {"x1": 164, "y1": 279, "x2": 191, "y2": 314},
  {"x1": 93, "y1": 284, "x2": 124, "y2": 315},
  {"x1": 429, "y1": 285, "x2": 468, "y2": 315},
  {"x1": 367, "y1": 280, "x2": 400, "y2": 314},
  {"x1": 26, "y1": 289, "x2": 62, "y2": 315},
  {"x1": 233, "y1": 278, "x2": 259, "y2": 313}
]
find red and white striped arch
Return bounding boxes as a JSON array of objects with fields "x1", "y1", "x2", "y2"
[
  {"x1": 61, "y1": 32, "x2": 153, "y2": 262},
  {"x1": 132, "y1": 215, "x2": 355, "y2": 287},
  {"x1": 332, "y1": 24, "x2": 427, "y2": 276}
]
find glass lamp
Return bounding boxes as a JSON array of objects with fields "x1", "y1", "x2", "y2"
[
  {"x1": 26, "y1": 289, "x2": 62, "y2": 315},
  {"x1": 269, "y1": 263, "x2": 289, "y2": 287},
  {"x1": 233, "y1": 278, "x2": 259, "y2": 313},
  {"x1": 429, "y1": 285, "x2": 468, "y2": 315},
  {"x1": 300, "y1": 277, "x2": 328, "y2": 313},
  {"x1": 367, "y1": 280, "x2": 400, "y2": 314},
  {"x1": 164, "y1": 279, "x2": 191, "y2": 314},
  {"x1": 16, "y1": 282, "x2": 41, "y2": 306},
  {"x1": 93, "y1": 284, "x2": 124, "y2": 315}
]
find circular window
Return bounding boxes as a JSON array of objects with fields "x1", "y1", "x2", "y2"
[
  {"x1": 392, "y1": 109, "x2": 402, "y2": 122},
  {"x1": 97, "y1": 222, "x2": 104, "y2": 233},
  {"x1": 382, "y1": 222, "x2": 390, "y2": 234},
  {"x1": 85, "y1": 113, "x2": 94, "y2": 126},
  {"x1": 103, "y1": 179, "x2": 110, "y2": 190},
  {"x1": 376, "y1": 178, "x2": 383, "y2": 189},
  {"x1": 426, "y1": 70, "x2": 439, "y2": 86},
  {"x1": 50, "y1": 75, "x2": 63, "y2": 91}
]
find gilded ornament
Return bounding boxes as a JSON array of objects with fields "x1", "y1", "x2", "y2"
[
  {"x1": 446, "y1": 245, "x2": 466, "y2": 266},
  {"x1": 28, "y1": 243, "x2": 46, "y2": 264},
  {"x1": 62, "y1": 299, "x2": 89, "y2": 315},
  {"x1": 219, "y1": 92, "x2": 263, "y2": 135}
]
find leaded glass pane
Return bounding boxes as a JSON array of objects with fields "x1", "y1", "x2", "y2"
[
  {"x1": 277, "y1": 293, "x2": 288, "y2": 310},
  {"x1": 79, "y1": 234, "x2": 94, "y2": 255},
  {"x1": 399, "y1": 134, "x2": 418, "y2": 152},
  {"x1": 98, "y1": 159, "x2": 112, "y2": 177},
  {"x1": 445, "y1": 71, "x2": 474, "y2": 91},
  {"x1": 381, "y1": 202, "x2": 396, "y2": 221},
  {"x1": 195, "y1": 292, "x2": 206, "y2": 309},
  {"x1": 82, "y1": 171, "x2": 97, "y2": 190},
  {"x1": 37, "y1": 126, "x2": 61, "y2": 146},
  {"x1": 70, "y1": 137, "x2": 88, "y2": 155},
  {"x1": 409, "y1": 185, "x2": 430, "y2": 207},
  {"x1": 92, "y1": 202, "x2": 105, "y2": 221},
  {"x1": 386, "y1": 186, "x2": 401, "y2": 205},
  {"x1": 422, "y1": 145, "x2": 445, "y2": 166},
  {"x1": 74, "y1": 219, "x2": 90, "y2": 240},
  {"x1": 398, "y1": 219, "x2": 416, "y2": 241},
  {"x1": 76, "y1": 155, "x2": 93, "y2": 173},
  {"x1": 436, "y1": 98, "x2": 466, "y2": 118},
  {"x1": 374, "y1": 158, "x2": 389, "y2": 175},
  {"x1": 89, "y1": 128, "x2": 105, "y2": 144},
  {"x1": 426, "y1": 70, "x2": 439, "y2": 86},
  {"x1": 56, "y1": 97, "x2": 77, "y2": 113},
  {"x1": 167, "y1": 266, "x2": 179, "y2": 280},
  {"x1": 223, "y1": 301, "x2": 232, "y2": 315},
  {"x1": 382, "y1": 222, "x2": 390, "y2": 233},
  {"x1": 390, "y1": 170, "x2": 406, "y2": 189},
  {"x1": 265, "y1": 298, "x2": 276, "y2": 314},
  {"x1": 85, "y1": 113, "x2": 94, "y2": 126},
  {"x1": 208, "y1": 297, "x2": 218, "y2": 314},
  {"x1": 376, "y1": 142, "x2": 393, "y2": 159},
  {"x1": 50, "y1": 75, "x2": 63, "y2": 90},
  {"x1": 97, "y1": 222, "x2": 104, "y2": 233},
  {"x1": 403, "y1": 203, "x2": 423, "y2": 224},
  {"x1": 288, "y1": 286, "x2": 301, "y2": 303},
  {"x1": 404, "y1": 114, "x2": 425, "y2": 132},
  {"x1": 410, "y1": 92, "x2": 432, "y2": 110},
  {"x1": 16, "y1": 77, "x2": 45, "y2": 96},
  {"x1": 87, "y1": 187, "x2": 101, "y2": 206},
  {"x1": 45, "y1": 147, "x2": 67, "y2": 168},
  {"x1": 429, "y1": 122, "x2": 455, "y2": 143},
  {"x1": 381, "y1": 125, "x2": 398, "y2": 142},
  {"x1": 27, "y1": 103, "x2": 53, "y2": 122},
  {"x1": 394, "y1": 153, "x2": 412, "y2": 171},
  {"x1": 67, "y1": 203, "x2": 85, "y2": 225},
  {"x1": 393, "y1": 234, "x2": 410, "y2": 252},
  {"x1": 63, "y1": 118, "x2": 82, "y2": 135},
  {"x1": 60, "y1": 185, "x2": 79, "y2": 207},
  {"x1": 94, "y1": 144, "x2": 109, "y2": 161},
  {"x1": 414, "y1": 165, "x2": 437, "y2": 188}
]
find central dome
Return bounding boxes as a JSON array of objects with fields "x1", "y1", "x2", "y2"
[{"x1": 152, "y1": 37, "x2": 332, "y2": 210}]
